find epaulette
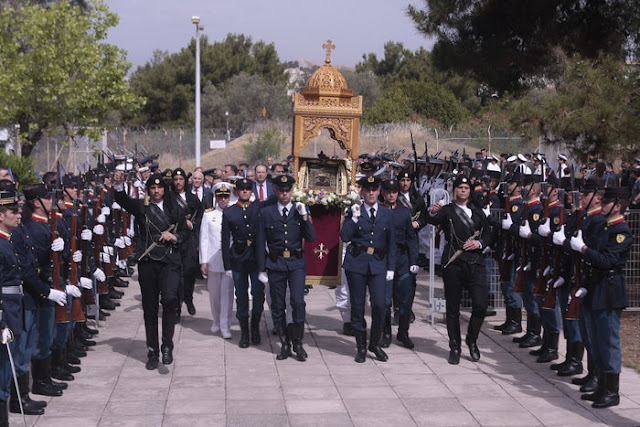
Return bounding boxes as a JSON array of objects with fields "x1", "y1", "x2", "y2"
[{"x1": 204, "y1": 207, "x2": 214, "y2": 213}]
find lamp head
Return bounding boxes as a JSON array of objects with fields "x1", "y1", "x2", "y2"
[{"x1": 191, "y1": 16, "x2": 200, "y2": 25}]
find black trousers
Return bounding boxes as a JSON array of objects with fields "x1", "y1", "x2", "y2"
[{"x1": 138, "y1": 260, "x2": 180, "y2": 352}]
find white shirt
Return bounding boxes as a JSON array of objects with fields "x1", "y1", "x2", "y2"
[
  {"x1": 192, "y1": 186, "x2": 203, "y2": 201},
  {"x1": 363, "y1": 202, "x2": 379, "y2": 219},
  {"x1": 278, "y1": 202, "x2": 293, "y2": 217},
  {"x1": 199, "y1": 206, "x2": 225, "y2": 272},
  {"x1": 152, "y1": 201, "x2": 164, "y2": 212}
]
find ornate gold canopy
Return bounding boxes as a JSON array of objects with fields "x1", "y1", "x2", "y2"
[{"x1": 292, "y1": 40, "x2": 363, "y2": 187}]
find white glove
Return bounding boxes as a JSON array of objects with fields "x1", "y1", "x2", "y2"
[
  {"x1": 101, "y1": 252, "x2": 111, "y2": 264},
  {"x1": 575, "y1": 287, "x2": 588, "y2": 298},
  {"x1": 519, "y1": 220, "x2": 532, "y2": 239},
  {"x1": 258, "y1": 272, "x2": 269, "y2": 284},
  {"x1": 114, "y1": 238, "x2": 125, "y2": 249},
  {"x1": 93, "y1": 268, "x2": 106, "y2": 282},
  {"x1": 543, "y1": 265, "x2": 551, "y2": 277},
  {"x1": 0, "y1": 328, "x2": 13, "y2": 345},
  {"x1": 295, "y1": 202, "x2": 307, "y2": 216},
  {"x1": 523, "y1": 262, "x2": 532, "y2": 272},
  {"x1": 134, "y1": 180, "x2": 144, "y2": 188},
  {"x1": 93, "y1": 224, "x2": 104, "y2": 236},
  {"x1": 97, "y1": 214, "x2": 106, "y2": 224},
  {"x1": 51, "y1": 237, "x2": 64, "y2": 252},
  {"x1": 225, "y1": 270, "x2": 233, "y2": 278},
  {"x1": 81, "y1": 229, "x2": 92, "y2": 241},
  {"x1": 65, "y1": 284, "x2": 82, "y2": 298},
  {"x1": 482, "y1": 206, "x2": 491, "y2": 217},
  {"x1": 47, "y1": 289, "x2": 67, "y2": 306},
  {"x1": 111, "y1": 202, "x2": 121, "y2": 210},
  {"x1": 351, "y1": 204, "x2": 361, "y2": 223},
  {"x1": 103, "y1": 246, "x2": 114, "y2": 256},
  {"x1": 79, "y1": 277, "x2": 93, "y2": 289},
  {"x1": 570, "y1": 230, "x2": 586, "y2": 252},
  {"x1": 386, "y1": 270, "x2": 395, "y2": 281},
  {"x1": 72, "y1": 250, "x2": 82, "y2": 263},
  {"x1": 538, "y1": 218, "x2": 551, "y2": 237},
  {"x1": 101, "y1": 206, "x2": 111, "y2": 216},
  {"x1": 127, "y1": 229, "x2": 134, "y2": 238},
  {"x1": 552, "y1": 225, "x2": 566, "y2": 246},
  {"x1": 117, "y1": 260, "x2": 127, "y2": 269},
  {"x1": 553, "y1": 277, "x2": 565, "y2": 288},
  {"x1": 123, "y1": 236, "x2": 132, "y2": 246},
  {"x1": 501, "y1": 214, "x2": 513, "y2": 230},
  {"x1": 409, "y1": 265, "x2": 419, "y2": 274}
]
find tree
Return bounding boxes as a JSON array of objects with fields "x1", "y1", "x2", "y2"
[
  {"x1": 510, "y1": 56, "x2": 640, "y2": 160},
  {"x1": 243, "y1": 128, "x2": 286, "y2": 165},
  {"x1": 128, "y1": 34, "x2": 287, "y2": 126},
  {"x1": 0, "y1": 0, "x2": 142, "y2": 156},
  {"x1": 341, "y1": 70, "x2": 380, "y2": 109},
  {"x1": 408, "y1": 0, "x2": 640, "y2": 94}
]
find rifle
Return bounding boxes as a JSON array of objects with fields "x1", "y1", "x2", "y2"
[
  {"x1": 69, "y1": 202, "x2": 87, "y2": 322},
  {"x1": 499, "y1": 182, "x2": 513, "y2": 282},
  {"x1": 566, "y1": 190, "x2": 583, "y2": 320},
  {"x1": 410, "y1": 131, "x2": 419, "y2": 190},
  {"x1": 513, "y1": 185, "x2": 529, "y2": 294},
  {"x1": 534, "y1": 183, "x2": 550, "y2": 296},
  {"x1": 92, "y1": 190, "x2": 110, "y2": 295},
  {"x1": 50, "y1": 191, "x2": 72, "y2": 323},
  {"x1": 543, "y1": 189, "x2": 565, "y2": 310},
  {"x1": 80, "y1": 197, "x2": 96, "y2": 305}
]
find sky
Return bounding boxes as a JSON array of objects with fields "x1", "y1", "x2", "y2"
[{"x1": 104, "y1": 0, "x2": 435, "y2": 71}]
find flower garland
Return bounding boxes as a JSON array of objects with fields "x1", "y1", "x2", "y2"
[{"x1": 292, "y1": 186, "x2": 360, "y2": 209}]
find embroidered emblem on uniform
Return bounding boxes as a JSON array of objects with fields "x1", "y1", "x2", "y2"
[
  {"x1": 512, "y1": 206, "x2": 519, "y2": 212},
  {"x1": 533, "y1": 213, "x2": 540, "y2": 221},
  {"x1": 553, "y1": 217, "x2": 560, "y2": 225},
  {"x1": 616, "y1": 234, "x2": 626, "y2": 243}
]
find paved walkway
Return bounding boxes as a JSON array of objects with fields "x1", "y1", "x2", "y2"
[{"x1": 11, "y1": 273, "x2": 640, "y2": 426}]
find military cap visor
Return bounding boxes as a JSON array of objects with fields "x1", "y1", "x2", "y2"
[
  {"x1": 23, "y1": 184, "x2": 52, "y2": 201},
  {"x1": 453, "y1": 176, "x2": 471, "y2": 188},
  {"x1": 215, "y1": 184, "x2": 232, "y2": 196},
  {"x1": 274, "y1": 175, "x2": 295, "y2": 191},
  {"x1": 381, "y1": 179, "x2": 399, "y2": 191},
  {"x1": 235, "y1": 178, "x2": 254, "y2": 191},
  {"x1": 602, "y1": 186, "x2": 629, "y2": 202},
  {"x1": 0, "y1": 190, "x2": 19, "y2": 207},
  {"x1": 146, "y1": 174, "x2": 168, "y2": 190},
  {"x1": 172, "y1": 168, "x2": 186, "y2": 178},
  {"x1": 357, "y1": 175, "x2": 381, "y2": 190}
]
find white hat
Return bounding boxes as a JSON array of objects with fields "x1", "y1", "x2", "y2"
[
  {"x1": 558, "y1": 154, "x2": 568, "y2": 162},
  {"x1": 507, "y1": 155, "x2": 518, "y2": 162},
  {"x1": 517, "y1": 153, "x2": 528, "y2": 162},
  {"x1": 487, "y1": 162, "x2": 501, "y2": 172},
  {"x1": 138, "y1": 166, "x2": 149, "y2": 173}
]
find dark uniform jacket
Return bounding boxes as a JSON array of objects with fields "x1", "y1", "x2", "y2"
[
  {"x1": 222, "y1": 201, "x2": 261, "y2": 273},
  {"x1": 173, "y1": 191, "x2": 202, "y2": 272},
  {"x1": 0, "y1": 231, "x2": 25, "y2": 334},
  {"x1": 384, "y1": 204, "x2": 418, "y2": 276}
]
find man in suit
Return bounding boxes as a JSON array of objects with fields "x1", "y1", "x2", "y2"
[
  {"x1": 253, "y1": 164, "x2": 273, "y2": 202},
  {"x1": 341, "y1": 175, "x2": 397, "y2": 363},
  {"x1": 257, "y1": 175, "x2": 315, "y2": 362},
  {"x1": 189, "y1": 170, "x2": 211, "y2": 203}
]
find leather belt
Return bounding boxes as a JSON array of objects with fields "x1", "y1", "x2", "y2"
[
  {"x1": 352, "y1": 243, "x2": 386, "y2": 257},
  {"x1": 234, "y1": 239, "x2": 254, "y2": 247},
  {"x1": 1, "y1": 285, "x2": 23, "y2": 295},
  {"x1": 269, "y1": 248, "x2": 303, "y2": 261}
]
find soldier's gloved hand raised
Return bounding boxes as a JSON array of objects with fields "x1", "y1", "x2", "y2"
[
  {"x1": 93, "y1": 224, "x2": 104, "y2": 236},
  {"x1": 409, "y1": 265, "x2": 419, "y2": 275},
  {"x1": 258, "y1": 272, "x2": 269, "y2": 284},
  {"x1": 553, "y1": 276, "x2": 565, "y2": 288},
  {"x1": 100, "y1": 252, "x2": 111, "y2": 264},
  {"x1": 123, "y1": 236, "x2": 132, "y2": 246},
  {"x1": 65, "y1": 284, "x2": 82, "y2": 298},
  {"x1": 519, "y1": 220, "x2": 532, "y2": 238},
  {"x1": 570, "y1": 230, "x2": 586, "y2": 252},
  {"x1": 386, "y1": 271, "x2": 395, "y2": 281},
  {"x1": 501, "y1": 214, "x2": 513, "y2": 230},
  {"x1": 538, "y1": 218, "x2": 551, "y2": 237},
  {"x1": 295, "y1": 202, "x2": 307, "y2": 216},
  {"x1": 47, "y1": 289, "x2": 67, "y2": 306},
  {"x1": 0, "y1": 328, "x2": 13, "y2": 345},
  {"x1": 51, "y1": 237, "x2": 64, "y2": 252},
  {"x1": 111, "y1": 202, "x2": 121, "y2": 210},
  {"x1": 97, "y1": 214, "x2": 106, "y2": 224},
  {"x1": 552, "y1": 225, "x2": 566, "y2": 246},
  {"x1": 225, "y1": 270, "x2": 233, "y2": 278},
  {"x1": 79, "y1": 277, "x2": 93, "y2": 289},
  {"x1": 103, "y1": 246, "x2": 114, "y2": 256},
  {"x1": 72, "y1": 250, "x2": 82, "y2": 263},
  {"x1": 81, "y1": 229, "x2": 92, "y2": 241},
  {"x1": 575, "y1": 287, "x2": 588, "y2": 298},
  {"x1": 93, "y1": 268, "x2": 106, "y2": 282},
  {"x1": 114, "y1": 238, "x2": 125, "y2": 249},
  {"x1": 101, "y1": 206, "x2": 110, "y2": 217},
  {"x1": 350, "y1": 204, "x2": 361, "y2": 222}
]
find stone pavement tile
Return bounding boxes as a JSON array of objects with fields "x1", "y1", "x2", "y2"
[
  {"x1": 226, "y1": 414, "x2": 288, "y2": 427},
  {"x1": 457, "y1": 396, "x2": 522, "y2": 412},
  {"x1": 412, "y1": 410, "x2": 480, "y2": 426},
  {"x1": 171, "y1": 362, "x2": 225, "y2": 377},
  {"x1": 164, "y1": 398, "x2": 225, "y2": 414},
  {"x1": 471, "y1": 410, "x2": 542, "y2": 426},
  {"x1": 29, "y1": 416, "x2": 100, "y2": 427},
  {"x1": 75, "y1": 365, "x2": 122, "y2": 378},
  {"x1": 49, "y1": 386, "x2": 113, "y2": 404},
  {"x1": 421, "y1": 361, "x2": 482, "y2": 375},
  {"x1": 285, "y1": 399, "x2": 347, "y2": 414},
  {"x1": 168, "y1": 385, "x2": 225, "y2": 401},
  {"x1": 512, "y1": 396, "x2": 605, "y2": 425},
  {"x1": 491, "y1": 377, "x2": 566, "y2": 399},
  {"x1": 587, "y1": 408, "x2": 640, "y2": 426},
  {"x1": 41, "y1": 402, "x2": 106, "y2": 417},
  {"x1": 277, "y1": 363, "x2": 330, "y2": 376},
  {"x1": 446, "y1": 382, "x2": 512, "y2": 398},
  {"x1": 288, "y1": 413, "x2": 354, "y2": 427},
  {"x1": 226, "y1": 398, "x2": 286, "y2": 415},
  {"x1": 438, "y1": 372, "x2": 497, "y2": 385},
  {"x1": 98, "y1": 414, "x2": 164, "y2": 427},
  {"x1": 625, "y1": 393, "x2": 640, "y2": 405},
  {"x1": 378, "y1": 352, "x2": 427, "y2": 364},
  {"x1": 403, "y1": 397, "x2": 467, "y2": 414},
  {"x1": 226, "y1": 385, "x2": 283, "y2": 400},
  {"x1": 331, "y1": 373, "x2": 389, "y2": 387},
  {"x1": 283, "y1": 386, "x2": 341, "y2": 400},
  {"x1": 321, "y1": 354, "x2": 374, "y2": 365},
  {"x1": 104, "y1": 399, "x2": 166, "y2": 416},
  {"x1": 225, "y1": 372, "x2": 280, "y2": 387},
  {"x1": 327, "y1": 363, "x2": 380, "y2": 377},
  {"x1": 162, "y1": 414, "x2": 226, "y2": 427},
  {"x1": 337, "y1": 386, "x2": 397, "y2": 399},
  {"x1": 393, "y1": 383, "x2": 455, "y2": 399},
  {"x1": 351, "y1": 413, "x2": 417, "y2": 427},
  {"x1": 343, "y1": 397, "x2": 407, "y2": 415},
  {"x1": 377, "y1": 363, "x2": 433, "y2": 375},
  {"x1": 170, "y1": 375, "x2": 224, "y2": 389},
  {"x1": 279, "y1": 374, "x2": 335, "y2": 387},
  {"x1": 6, "y1": 415, "x2": 38, "y2": 427}
]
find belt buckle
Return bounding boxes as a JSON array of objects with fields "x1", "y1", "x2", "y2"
[
  {"x1": 283, "y1": 250, "x2": 291, "y2": 258},
  {"x1": 366, "y1": 247, "x2": 375, "y2": 255},
  {"x1": 247, "y1": 240, "x2": 253, "y2": 247}
]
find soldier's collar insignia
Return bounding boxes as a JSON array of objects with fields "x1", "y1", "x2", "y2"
[
  {"x1": 608, "y1": 215, "x2": 625, "y2": 227},
  {"x1": 0, "y1": 229, "x2": 10, "y2": 240},
  {"x1": 32, "y1": 213, "x2": 48, "y2": 223},
  {"x1": 587, "y1": 207, "x2": 602, "y2": 217}
]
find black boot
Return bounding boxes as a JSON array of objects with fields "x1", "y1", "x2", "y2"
[
  {"x1": 31, "y1": 357, "x2": 64, "y2": 397},
  {"x1": 354, "y1": 330, "x2": 367, "y2": 363},
  {"x1": 291, "y1": 323, "x2": 307, "y2": 362},
  {"x1": 250, "y1": 314, "x2": 261, "y2": 345},
  {"x1": 446, "y1": 316, "x2": 461, "y2": 365},
  {"x1": 502, "y1": 307, "x2": 523, "y2": 335},
  {"x1": 536, "y1": 332, "x2": 559, "y2": 363},
  {"x1": 592, "y1": 373, "x2": 620, "y2": 408},
  {"x1": 51, "y1": 349, "x2": 74, "y2": 382},
  {"x1": 396, "y1": 314, "x2": 414, "y2": 349},
  {"x1": 529, "y1": 329, "x2": 549, "y2": 356},
  {"x1": 572, "y1": 351, "x2": 594, "y2": 384},
  {"x1": 342, "y1": 322, "x2": 355, "y2": 336},
  {"x1": 558, "y1": 341, "x2": 584, "y2": 376},
  {"x1": 580, "y1": 369, "x2": 600, "y2": 393},
  {"x1": 582, "y1": 372, "x2": 605, "y2": 401},
  {"x1": 238, "y1": 318, "x2": 250, "y2": 348},
  {"x1": 82, "y1": 323, "x2": 99, "y2": 336},
  {"x1": 550, "y1": 339, "x2": 571, "y2": 371},
  {"x1": 465, "y1": 314, "x2": 484, "y2": 362},
  {"x1": 368, "y1": 323, "x2": 388, "y2": 362},
  {"x1": 276, "y1": 325, "x2": 292, "y2": 360},
  {"x1": 518, "y1": 315, "x2": 542, "y2": 348},
  {"x1": 381, "y1": 311, "x2": 392, "y2": 348},
  {"x1": 145, "y1": 350, "x2": 159, "y2": 370},
  {"x1": 161, "y1": 345, "x2": 173, "y2": 365},
  {"x1": 9, "y1": 373, "x2": 45, "y2": 415},
  {"x1": 493, "y1": 308, "x2": 512, "y2": 331},
  {"x1": 0, "y1": 400, "x2": 8, "y2": 427},
  {"x1": 185, "y1": 299, "x2": 196, "y2": 316}
]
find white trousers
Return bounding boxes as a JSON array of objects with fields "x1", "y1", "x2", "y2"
[{"x1": 207, "y1": 272, "x2": 234, "y2": 333}]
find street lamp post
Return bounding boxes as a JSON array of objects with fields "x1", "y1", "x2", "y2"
[
  {"x1": 225, "y1": 111, "x2": 230, "y2": 143},
  {"x1": 192, "y1": 16, "x2": 202, "y2": 167}
]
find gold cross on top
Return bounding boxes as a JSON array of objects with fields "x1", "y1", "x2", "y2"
[
  {"x1": 322, "y1": 40, "x2": 336, "y2": 64},
  {"x1": 314, "y1": 243, "x2": 329, "y2": 260}
]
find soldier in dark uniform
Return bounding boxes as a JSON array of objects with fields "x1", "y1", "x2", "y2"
[
  {"x1": 257, "y1": 175, "x2": 315, "y2": 362},
  {"x1": 221, "y1": 178, "x2": 265, "y2": 348},
  {"x1": 113, "y1": 170, "x2": 189, "y2": 370},
  {"x1": 427, "y1": 175, "x2": 492, "y2": 364},
  {"x1": 571, "y1": 186, "x2": 632, "y2": 408},
  {"x1": 380, "y1": 179, "x2": 419, "y2": 349},
  {"x1": 341, "y1": 175, "x2": 397, "y2": 363}
]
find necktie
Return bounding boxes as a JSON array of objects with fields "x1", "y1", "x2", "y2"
[
  {"x1": 400, "y1": 194, "x2": 411, "y2": 210},
  {"x1": 259, "y1": 184, "x2": 264, "y2": 201},
  {"x1": 370, "y1": 207, "x2": 375, "y2": 222},
  {"x1": 282, "y1": 207, "x2": 288, "y2": 219}
]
